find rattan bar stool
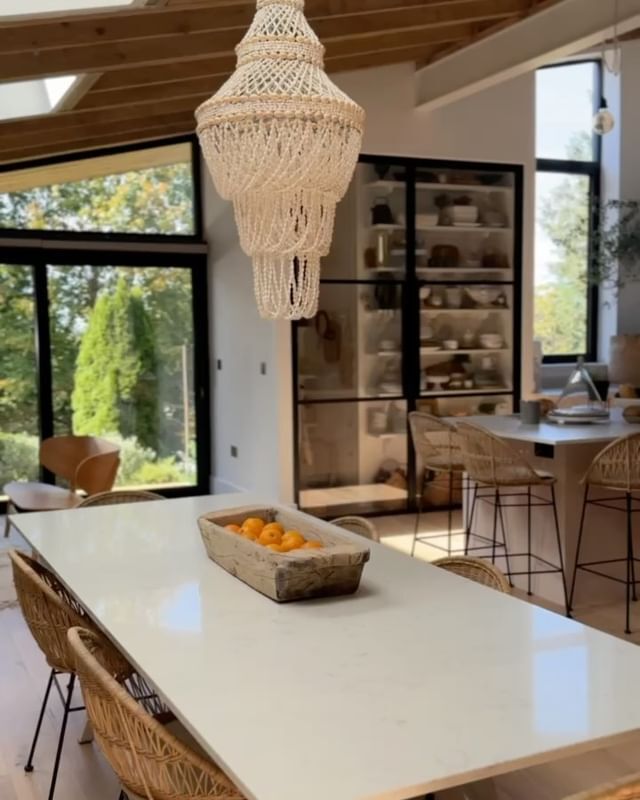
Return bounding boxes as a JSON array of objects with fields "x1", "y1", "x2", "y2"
[
  {"x1": 408, "y1": 412, "x2": 469, "y2": 557},
  {"x1": 434, "y1": 556, "x2": 511, "y2": 593},
  {"x1": 456, "y1": 422, "x2": 569, "y2": 613},
  {"x1": 568, "y1": 432, "x2": 640, "y2": 635},
  {"x1": 8, "y1": 549, "x2": 125, "y2": 800},
  {"x1": 67, "y1": 626, "x2": 245, "y2": 800},
  {"x1": 330, "y1": 516, "x2": 380, "y2": 542},
  {"x1": 76, "y1": 490, "x2": 164, "y2": 508}
]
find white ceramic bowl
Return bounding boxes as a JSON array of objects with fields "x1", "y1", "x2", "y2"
[
  {"x1": 416, "y1": 212, "x2": 439, "y2": 228},
  {"x1": 479, "y1": 334, "x2": 504, "y2": 349},
  {"x1": 451, "y1": 205, "x2": 478, "y2": 224},
  {"x1": 465, "y1": 287, "x2": 501, "y2": 307},
  {"x1": 442, "y1": 340, "x2": 459, "y2": 351}
]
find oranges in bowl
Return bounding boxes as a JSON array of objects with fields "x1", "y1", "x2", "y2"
[{"x1": 224, "y1": 517, "x2": 323, "y2": 552}]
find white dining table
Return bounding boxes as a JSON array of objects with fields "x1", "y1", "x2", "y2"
[
  {"x1": 453, "y1": 412, "x2": 633, "y2": 607},
  {"x1": 13, "y1": 493, "x2": 640, "y2": 800}
]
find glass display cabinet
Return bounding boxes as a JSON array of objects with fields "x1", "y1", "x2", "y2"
[{"x1": 293, "y1": 156, "x2": 523, "y2": 517}]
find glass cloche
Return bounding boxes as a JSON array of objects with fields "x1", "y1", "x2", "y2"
[{"x1": 548, "y1": 358, "x2": 609, "y2": 423}]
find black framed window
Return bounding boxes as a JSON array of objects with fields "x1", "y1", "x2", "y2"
[
  {"x1": 535, "y1": 60, "x2": 601, "y2": 362},
  {"x1": 0, "y1": 137, "x2": 210, "y2": 503}
]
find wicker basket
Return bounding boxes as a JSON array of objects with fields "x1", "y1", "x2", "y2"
[{"x1": 198, "y1": 506, "x2": 370, "y2": 602}]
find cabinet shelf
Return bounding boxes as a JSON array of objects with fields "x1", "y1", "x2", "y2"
[
  {"x1": 421, "y1": 307, "x2": 510, "y2": 314},
  {"x1": 417, "y1": 225, "x2": 512, "y2": 233},
  {"x1": 420, "y1": 348, "x2": 511, "y2": 356},
  {"x1": 416, "y1": 181, "x2": 513, "y2": 193},
  {"x1": 420, "y1": 387, "x2": 513, "y2": 398}
]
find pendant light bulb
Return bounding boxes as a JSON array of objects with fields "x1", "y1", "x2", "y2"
[{"x1": 593, "y1": 97, "x2": 615, "y2": 136}]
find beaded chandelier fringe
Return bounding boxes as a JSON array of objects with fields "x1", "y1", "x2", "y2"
[{"x1": 195, "y1": 0, "x2": 365, "y2": 320}]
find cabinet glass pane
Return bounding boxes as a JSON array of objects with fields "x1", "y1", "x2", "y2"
[
  {"x1": 0, "y1": 264, "x2": 39, "y2": 488},
  {"x1": 323, "y1": 161, "x2": 407, "y2": 280},
  {"x1": 297, "y1": 282, "x2": 403, "y2": 401},
  {"x1": 48, "y1": 264, "x2": 197, "y2": 489},
  {"x1": 298, "y1": 399, "x2": 407, "y2": 516}
]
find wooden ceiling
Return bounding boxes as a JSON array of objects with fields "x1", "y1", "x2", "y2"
[{"x1": 0, "y1": 0, "x2": 560, "y2": 167}]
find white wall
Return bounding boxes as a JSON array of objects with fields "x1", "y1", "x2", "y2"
[
  {"x1": 204, "y1": 62, "x2": 536, "y2": 499},
  {"x1": 616, "y1": 41, "x2": 640, "y2": 335}
]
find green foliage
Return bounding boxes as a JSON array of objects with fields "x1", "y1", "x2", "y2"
[
  {"x1": 591, "y1": 200, "x2": 640, "y2": 290},
  {"x1": 534, "y1": 131, "x2": 591, "y2": 355},
  {"x1": 72, "y1": 276, "x2": 158, "y2": 449},
  {"x1": 0, "y1": 163, "x2": 194, "y2": 235},
  {"x1": 0, "y1": 432, "x2": 39, "y2": 485}
]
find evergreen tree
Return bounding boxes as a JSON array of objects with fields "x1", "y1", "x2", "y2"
[{"x1": 72, "y1": 276, "x2": 158, "y2": 449}]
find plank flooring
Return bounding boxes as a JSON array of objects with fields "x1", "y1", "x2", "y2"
[{"x1": 2, "y1": 514, "x2": 640, "y2": 800}]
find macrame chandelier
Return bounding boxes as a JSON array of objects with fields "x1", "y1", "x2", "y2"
[{"x1": 195, "y1": 0, "x2": 365, "y2": 320}]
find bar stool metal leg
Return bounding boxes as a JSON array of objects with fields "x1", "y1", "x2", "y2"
[
  {"x1": 626, "y1": 492, "x2": 634, "y2": 635},
  {"x1": 568, "y1": 485, "x2": 590, "y2": 617},
  {"x1": 495, "y1": 491, "x2": 513, "y2": 585},
  {"x1": 551, "y1": 484, "x2": 570, "y2": 616},
  {"x1": 465, "y1": 483, "x2": 478, "y2": 556},
  {"x1": 491, "y1": 489, "x2": 500, "y2": 564},
  {"x1": 447, "y1": 470, "x2": 454, "y2": 556},
  {"x1": 526, "y1": 486, "x2": 533, "y2": 596},
  {"x1": 411, "y1": 470, "x2": 427, "y2": 558}
]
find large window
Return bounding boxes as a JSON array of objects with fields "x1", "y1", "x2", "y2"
[
  {"x1": 535, "y1": 61, "x2": 600, "y2": 361},
  {"x1": 0, "y1": 138, "x2": 210, "y2": 500}
]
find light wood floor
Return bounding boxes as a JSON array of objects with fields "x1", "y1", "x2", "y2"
[{"x1": 2, "y1": 515, "x2": 640, "y2": 800}]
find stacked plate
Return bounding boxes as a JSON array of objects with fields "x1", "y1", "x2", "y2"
[{"x1": 547, "y1": 405, "x2": 610, "y2": 425}]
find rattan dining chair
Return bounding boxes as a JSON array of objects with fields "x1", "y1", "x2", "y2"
[
  {"x1": 456, "y1": 421, "x2": 569, "y2": 613},
  {"x1": 8, "y1": 549, "x2": 125, "y2": 800},
  {"x1": 76, "y1": 490, "x2": 164, "y2": 508},
  {"x1": 568, "y1": 432, "x2": 640, "y2": 635},
  {"x1": 433, "y1": 556, "x2": 511, "y2": 593},
  {"x1": 408, "y1": 412, "x2": 467, "y2": 557},
  {"x1": 330, "y1": 516, "x2": 380, "y2": 542},
  {"x1": 67, "y1": 626, "x2": 245, "y2": 800},
  {"x1": 561, "y1": 773, "x2": 640, "y2": 799}
]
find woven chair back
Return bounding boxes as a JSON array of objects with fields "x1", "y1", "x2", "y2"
[
  {"x1": 408, "y1": 412, "x2": 463, "y2": 473},
  {"x1": 76, "y1": 490, "x2": 164, "y2": 508},
  {"x1": 67, "y1": 627, "x2": 244, "y2": 800},
  {"x1": 434, "y1": 556, "x2": 511, "y2": 593},
  {"x1": 330, "y1": 516, "x2": 380, "y2": 542},
  {"x1": 40, "y1": 436, "x2": 120, "y2": 494},
  {"x1": 585, "y1": 432, "x2": 640, "y2": 492},
  {"x1": 456, "y1": 422, "x2": 542, "y2": 487},
  {"x1": 9, "y1": 549, "x2": 92, "y2": 672}
]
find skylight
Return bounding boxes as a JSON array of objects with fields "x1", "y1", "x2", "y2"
[
  {"x1": 1, "y1": 0, "x2": 136, "y2": 17},
  {"x1": 0, "y1": 75, "x2": 79, "y2": 122}
]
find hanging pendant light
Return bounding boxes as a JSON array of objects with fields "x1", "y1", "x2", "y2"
[
  {"x1": 195, "y1": 0, "x2": 365, "y2": 320},
  {"x1": 593, "y1": 0, "x2": 621, "y2": 136}
]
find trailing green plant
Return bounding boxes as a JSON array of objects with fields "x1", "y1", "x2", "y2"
[{"x1": 590, "y1": 200, "x2": 640, "y2": 290}]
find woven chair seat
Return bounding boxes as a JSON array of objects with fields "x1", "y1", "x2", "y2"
[
  {"x1": 434, "y1": 556, "x2": 511, "y2": 593},
  {"x1": 560, "y1": 772, "x2": 640, "y2": 799}
]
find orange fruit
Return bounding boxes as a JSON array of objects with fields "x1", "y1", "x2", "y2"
[
  {"x1": 241, "y1": 529, "x2": 260, "y2": 542},
  {"x1": 259, "y1": 528, "x2": 283, "y2": 546},
  {"x1": 242, "y1": 517, "x2": 265, "y2": 534},
  {"x1": 266, "y1": 543, "x2": 286, "y2": 553},
  {"x1": 302, "y1": 540, "x2": 323, "y2": 549},
  {"x1": 261, "y1": 522, "x2": 284, "y2": 536},
  {"x1": 281, "y1": 531, "x2": 306, "y2": 551},
  {"x1": 225, "y1": 524, "x2": 242, "y2": 533}
]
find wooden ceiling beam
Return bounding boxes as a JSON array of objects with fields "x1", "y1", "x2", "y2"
[
  {"x1": 0, "y1": 0, "x2": 526, "y2": 81},
  {"x1": 0, "y1": 0, "x2": 520, "y2": 53},
  {"x1": 76, "y1": 20, "x2": 479, "y2": 110},
  {"x1": 0, "y1": 124, "x2": 193, "y2": 166}
]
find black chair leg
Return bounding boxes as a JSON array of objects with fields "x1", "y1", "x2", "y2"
[
  {"x1": 118, "y1": 791, "x2": 128, "y2": 800},
  {"x1": 551, "y1": 484, "x2": 570, "y2": 616},
  {"x1": 47, "y1": 673, "x2": 75, "y2": 800},
  {"x1": 568, "y1": 485, "x2": 590, "y2": 616},
  {"x1": 25, "y1": 667, "x2": 56, "y2": 773}
]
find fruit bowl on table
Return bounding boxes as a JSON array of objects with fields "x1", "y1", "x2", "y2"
[{"x1": 198, "y1": 506, "x2": 370, "y2": 602}]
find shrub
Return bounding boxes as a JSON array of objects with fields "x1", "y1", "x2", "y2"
[{"x1": 0, "y1": 432, "x2": 39, "y2": 485}]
